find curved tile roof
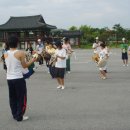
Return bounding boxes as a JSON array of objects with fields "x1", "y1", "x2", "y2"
[{"x1": 0, "y1": 15, "x2": 56, "y2": 30}]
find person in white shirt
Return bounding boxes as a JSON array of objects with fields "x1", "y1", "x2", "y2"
[
  {"x1": 4, "y1": 35, "x2": 36, "y2": 121},
  {"x1": 92, "y1": 37, "x2": 101, "y2": 54},
  {"x1": 55, "y1": 41, "x2": 67, "y2": 90},
  {"x1": 36, "y1": 39, "x2": 44, "y2": 65},
  {"x1": 98, "y1": 43, "x2": 109, "y2": 79},
  {"x1": 62, "y1": 37, "x2": 73, "y2": 74}
]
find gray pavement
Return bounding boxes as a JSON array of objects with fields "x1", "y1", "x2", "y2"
[{"x1": 0, "y1": 49, "x2": 130, "y2": 130}]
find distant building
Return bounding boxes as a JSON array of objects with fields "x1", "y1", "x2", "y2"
[
  {"x1": 0, "y1": 15, "x2": 56, "y2": 48},
  {"x1": 51, "y1": 29, "x2": 82, "y2": 46}
]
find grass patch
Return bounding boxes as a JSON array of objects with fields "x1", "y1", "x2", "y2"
[
  {"x1": 78, "y1": 42, "x2": 130, "y2": 49},
  {"x1": 80, "y1": 44, "x2": 92, "y2": 49}
]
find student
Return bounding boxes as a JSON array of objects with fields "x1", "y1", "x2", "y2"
[
  {"x1": 44, "y1": 41, "x2": 54, "y2": 67},
  {"x1": 120, "y1": 38, "x2": 128, "y2": 66},
  {"x1": 26, "y1": 43, "x2": 33, "y2": 55},
  {"x1": 45, "y1": 42, "x2": 56, "y2": 77},
  {"x1": 36, "y1": 39, "x2": 44, "y2": 65},
  {"x1": 98, "y1": 42, "x2": 109, "y2": 79},
  {"x1": 1, "y1": 43, "x2": 9, "y2": 70},
  {"x1": 92, "y1": 37, "x2": 101, "y2": 54},
  {"x1": 25, "y1": 44, "x2": 37, "y2": 78},
  {"x1": 92, "y1": 37, "x2": 101, "y2": 65},
  {"x1": 62, "y1": 37, "x2": 73, "y2": 74},
  {"x1": 55, "y1": 41, "x2": 67, "y2": 90},
  {"x1": 4, "y1": 35, "x2": 36, "y2": 122}
]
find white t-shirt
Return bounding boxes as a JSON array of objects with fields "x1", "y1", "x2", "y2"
[
  {"x1": 99, "y1": 49, "x2": 108, "y2": 70},
  {"x1": 105, "y1": 46, "x2": 110, "y2": 56},
  {"x1": 99, "y1": 48, "x2": 108, "y2": 60},
  {"x1": 36, "y1": 43, "x2": 44, "y2": 54},
  {"x1": 62, "y1": 43, "x2": 72, "y2": 53},
  {"x1": 55, "y1": 48, "x2": 66, "y2": 68},
  {"x1": 92, "y1": 42, "x2": 101, "y2": 54}
]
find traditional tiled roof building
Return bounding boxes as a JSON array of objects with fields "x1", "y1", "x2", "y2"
[{"x1": 0, "y1": 15, "x2": 56, "y2": 48}]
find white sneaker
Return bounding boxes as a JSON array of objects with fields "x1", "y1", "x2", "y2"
[
  {"x1": 126, "y1": 64, "x2": 129, "y2": 67},
  {"x1": 67, "y1": 71, "x2": 71, "y2": 74},
  {"x1": 123, "y1": 64, "x2": 125, "y2": 67},
  {"x1": 101, "y1": 76, "x2": 107, "y2": 80},
  {"x1": 61, "y1": 86, "x2": 65, "y2": 90},
  {"x1": 33, "y1": 67, "x2": 38, "y2": 71},
  {"x1": 33, "y1": 68, "x2": 36, "y2": 71},
  {"x1": 23, "y1": 116, "x2": 29, "y2": 121},
  {"x1": 57, "y1": 85, "x2": 62, "y2": 89},
  {"x1": 34, "y1": 66, "x2": 38, "y2": 69}
]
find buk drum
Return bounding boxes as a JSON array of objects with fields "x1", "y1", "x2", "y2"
[{"x1": 97, "y1": 58, "x2": 107, "y2": 68}]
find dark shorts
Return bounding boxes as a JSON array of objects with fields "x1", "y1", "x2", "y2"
[
  {"x1": 122, "y1": 52, "x2": 128, "y2": 60},
  {"x1": 55, "y1": 68, "x2": 65, "y2": 79}
]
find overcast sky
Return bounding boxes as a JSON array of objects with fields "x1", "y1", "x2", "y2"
[{"x1": 0, "y1": 0, "x2": 129, "y2": 29}]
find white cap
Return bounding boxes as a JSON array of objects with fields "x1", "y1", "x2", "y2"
[
  {"x1": 95, "y1": 37, "x2": 99, "y2": 40},
  {"x1": 37, "y1": 39, "x2": 41, "y2": 42},
  {"x1": 122, "y1": 37, "x2": 125, "y2": 41}
]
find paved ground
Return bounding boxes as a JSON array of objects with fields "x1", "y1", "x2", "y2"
[{"x1": 0, "y1": 49, "x2": 130, "y2": 130}]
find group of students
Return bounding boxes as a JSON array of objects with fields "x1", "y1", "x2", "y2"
[
  {"x1": 1, "y1": 35, "x2": 73, "y2": 122},
  {"x1": 92, "y1": 37, "x2": 130, "y2": 80},
  {"x1": 2, "y1": 35, "x2": 129, "y2": 122},
  {"x1": 1, "y1": 37, "x2": 73, "y2": 80}
]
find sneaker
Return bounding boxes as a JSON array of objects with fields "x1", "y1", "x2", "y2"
[
  {"x1": 33, "y1": 67, "x2": 38, "y2": 70},
  {"x1": 126, "y1": 64, "x2": 129, "y2": 67},
  {"x1": 123, "y1": 64, "x2": 125, "y2": 67},
  {"x1": 102, "y1": 77, "x2": 107, "y2": 80},
  {"x1": 103, "y1": 70, "x2": 107, "y2": 73},
  {"x1": 67, "y1": 71, "x2": 71, "y2": 74},
  {"x1": 23, "y1": 116, "x2": 29, "y2": 121},
  {"x1": 61, "y1": 86, "x2": 65, "y2": 90},
  {"x1": 57, "y1": 85, "x2": 62, "y2": 89}
]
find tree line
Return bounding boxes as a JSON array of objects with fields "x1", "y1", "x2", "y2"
[{"x1": 69, "y1": 24, "x2": 130, "y2": 44}]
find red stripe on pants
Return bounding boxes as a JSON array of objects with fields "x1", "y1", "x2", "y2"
[{"x1": 22, "y1": 95, "x2": 27, "y2": 114}]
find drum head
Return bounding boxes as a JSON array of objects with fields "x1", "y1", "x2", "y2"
[{"x1": 98, "y1": 59, "x2": 107, "y2": 67}]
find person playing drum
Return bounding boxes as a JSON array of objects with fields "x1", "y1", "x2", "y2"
[
  {"x1": 92, "y1": 37, "x2": 101, "y2": 63},
  {"x1": 98, "y1": 42, "x2": 109, "y2": 79},
  {"x1": 92, "y1": 37, "x2": 101, "y2": 55}
]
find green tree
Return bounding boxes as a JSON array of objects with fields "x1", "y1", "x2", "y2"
[
  {"x1": 113, "y1": 24, "x2": 126, "y2": 41},
  {"x1": 68, "y1": 24, "x2": 129, "y2": 45},
  {"x1": 69, "y1": 26, "x2": 78, "y2": 31},
  {"x1": 99, "y1": 27, "x2": 112, "y2": 42},
  {"x1": 125, "y1": 30, "x2": 130, "y2": 41},
  {"x1": 79, "y1": 25, "x2": 96, "y2": 43}
]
